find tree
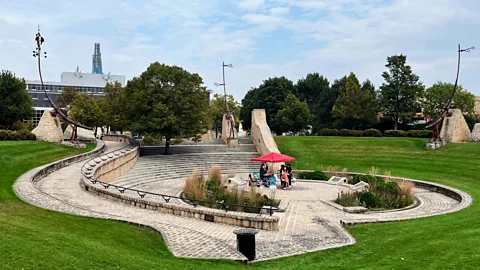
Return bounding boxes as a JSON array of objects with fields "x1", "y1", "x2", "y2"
[
  {"x1": 296, "y1": 73, "x2": 330, "y2": 131},
  {"x1": 296, "y1": 73, "x2": 330, "y2": 109},
  {"x1": 332, "y1": 72, "x2": 378, "y2": 129},
  {"x1": 210, "y1": 93, "x2": 240, "y2": 138},
  {"x1": 422, "y1": 81, "x2": 475, "y2": 119},
  {"x1": 274, "y1": 93, "x2": 311, "y2": 133},
  {"x1": 70, "y1": 93, "x2": 106, "y2": 136},
  {"x1": 313, "y1": 76, "x2": 345, "y2": 131},
  {"x1": 124, "y1": 62, "x2": 210, "y2": 154},
  {"x1": 239, "y1": 76, "x2": 296, "y2": 134},
  {"x1": 103, "y1": 82, "x2": 129, "y2": 133},
  {"x1": 378, "y1": 54, "x2": 425, "y2": 130},
  {"x1": 0, "y1": 70, "x2": 33, "y2": 129},
  {"x1": 57, "y1": 86, "x2": 77, "y2": 110}
]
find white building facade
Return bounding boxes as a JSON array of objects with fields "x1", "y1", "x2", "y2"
[{"x1": 26, "y1": 68, "x2": 125, "y2": 126}]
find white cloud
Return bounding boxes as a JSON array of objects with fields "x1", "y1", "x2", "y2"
[
  {"x1": 237, "y1": 0, "x2": 265, "y2": 10},
  {"x1": 1, "y1": 0, "x2": 480, "y2": 105}
]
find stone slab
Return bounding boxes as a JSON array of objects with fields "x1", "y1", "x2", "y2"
[
  {"x1": 31, "y1": 110, "x2": 63, "y2": 142},
  {"x1": 440, "y1": 109, "x2": 471, "y2": 142}
]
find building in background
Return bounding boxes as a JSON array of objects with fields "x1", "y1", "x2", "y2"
[{"x1": 25, "y1": 43, "x2": 125, "y2": 126}]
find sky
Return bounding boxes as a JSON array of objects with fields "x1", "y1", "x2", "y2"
[{"x1": 1, "y1": 0, "x2": 479, "y2": 102}]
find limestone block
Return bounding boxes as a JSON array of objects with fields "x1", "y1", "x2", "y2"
[
  {"x1": 63, "y1": 125, "x2": 95, "y2": 141},
  {"x1": 222, "y1": 113, "x2": 237, "y2": 144},
  {"x1": 31, "y1": 110, "x2": 63, "y2": 142},
  {"x1": 251, "y1": 109, "x2": 282, "y2": 172},
  {"x1": 439, "y1": 109, "x2": 471, "y2": 142},
  {"x1": 471, "y1": 123, "x2": 480, "y2": 142}
]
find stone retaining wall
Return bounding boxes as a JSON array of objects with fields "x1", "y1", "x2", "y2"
[
  {"x1": 81, "y1": 181, "x2": 279, "y2": 230},
  {"x1": 83, "y1": 136, "x2": 280, "y2": 231},
  {"x1": 102, "y1": 134, "x2": 131, "y2": 143},
  {"x1": 95, "y1": 149, "x2": 139, "y2": 183},
  {"x1": 308, "y1": 170, "x2": 469, "y2": 203},
  {"x1": 32, "y1": 140, "x2": 106, "y2": 184}
]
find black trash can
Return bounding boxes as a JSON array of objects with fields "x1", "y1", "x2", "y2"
[{"x1": 233, "y1": 229, "x2": 258, "y2": 261}]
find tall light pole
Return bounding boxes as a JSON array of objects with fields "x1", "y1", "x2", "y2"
[{"x1": 214, "y1": 62, "x2": 233, "y2": 114}]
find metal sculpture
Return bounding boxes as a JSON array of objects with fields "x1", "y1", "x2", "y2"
[
  {"x1": 33, "y1": 27, "x2": 93, "y2": 142},
  {"x1": 214, "y1": 62, "x2": 236, "y2": 140},
  {"x1": 426, "y1": 44, "x2": 475, "y2": 142}
]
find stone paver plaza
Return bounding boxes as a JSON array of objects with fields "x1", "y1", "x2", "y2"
[{"x1": 14, "y1": 140, "x2": 472, "y2": 262}]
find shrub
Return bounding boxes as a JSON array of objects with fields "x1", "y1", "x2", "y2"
[
  {"x1": 297, "y1": 171, "x2": 327, "y2": 180},
  {"x1": 319, "y1": 128, "x2": 339, "y2": 136},
  {"x1": 142, "y1": 135, "x2": 161, "y2": 146},
  {"x1": 384, "y1": 130, "x2": 407, "y2": 137},
  {"x1": 350, "y1": 130, "x2": 363, "y2": 137},
  {"x1": 8, "y1": 131, "x2": 21, "y2": 140},
  {"x1": 27, "y1": 133, "x2": 36, "y2": 140},
  {"x1": 0, "y1": 130, "x2": 7, "y2": 140},
  {"x1": 26, "y1": 122, "x2": 34, "y2": 132},
  {"x1": 407, "y1": 129, "x2": 432, "y2": 138},
  {"x1": 360, "y1": 192, "x2": 378, "y2": 208},
  {"x1": 350, "y1": 174, "x2": 384, "y2": 185},
  {"x1": 339, "y1": 129, "x2": 351, "y2": 136},
  {"x1": 12, "y1": 121, "x2": 26, "y2": 131},
  {"x1": 335, "y1": 191, "x2": 360, "y2": 207},
  {"x1": 0, "y1": 130, "x2": 36, "y2": 140},
  {"x1": 362, "y1": 128, "x2": 382, "y2": 137}
]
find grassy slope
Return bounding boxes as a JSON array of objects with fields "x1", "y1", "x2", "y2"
[
  {"x1": 1, "y1": 138, "x2": 480, "y2": 269},
  {"x1": 0, "y1": 141, "x2": 240, "y2": 270},
  {"x1": 263, "y1": 136, "x2": 480, "y2": 269}
]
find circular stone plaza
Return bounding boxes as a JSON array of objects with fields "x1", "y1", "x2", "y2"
[{"x1": 14, "y1": 135, "x2": 472, "y2": 262}]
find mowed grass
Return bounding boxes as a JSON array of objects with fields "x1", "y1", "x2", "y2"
[
  {"x1": 1, "y1": 138, "x2": 480, "y2": 269},
  {"x1": 0, "y1": 141, "x2": 240, "y2": 269},
  {"x1": 270, "y1": 136, "x2": 480, "y2": 269}
]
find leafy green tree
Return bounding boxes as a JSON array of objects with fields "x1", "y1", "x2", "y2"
[
  {"x1": 103, "y1": 82, "x2": 129, "y2": 133},
  {"x1": 378, "y1": 54, "x2": 425, "y2": 130},
  {"x1": 57, "y1": 86, "x2": 77, "y2": 109},
  {"x1": 332, "y1": 73, "x2": 378, "y2": 129},
  {"x1": 422, "y1": 81, "x2": 475, "y2": 119},
  {"x1": 274, "y1": 93, "x2": 311, "y2": 133},
  {"x1": 239, "y1": 76, "x2": 296, "y2": 134},
  {"x1": 239, "y1": 89, "x2": 257, "y2": 130},
  {"x1": 296, "y1": 73, "x2": 330, "y2": 131},
  {"x1": 312, "y1": 76, "x2": 345, "y2": 131},
  {"x1": 70, "y1": 93, "x2": 106, "y2": 136},
  {"x1": 0, "y1": 70, "x2": 33, "y2": 129},
  {"x1": 124, "y1": 62, "x2": 210, "y2": 154},
  {"x1": 210, "y1": 93, "x2": 240, "y2": 138}
]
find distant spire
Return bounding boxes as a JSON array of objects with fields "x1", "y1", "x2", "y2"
[{"x1": 92, "y1": 43, "x2": 102, "y2": 74}]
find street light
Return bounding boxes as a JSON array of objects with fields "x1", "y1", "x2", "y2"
[{"x1": 214, "y1": 62, "x2": 233, "y2": 114}]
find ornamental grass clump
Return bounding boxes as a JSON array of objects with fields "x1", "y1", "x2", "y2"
[
  {"x1": 183, "y1": 169, "x2": 206, "y2": 201},
  {"x1": 184, "y1": 166, "x2": 279, "y2": 213},
  {"x1": 208, "y1": 165, "x2": 222, "y2": 187}
]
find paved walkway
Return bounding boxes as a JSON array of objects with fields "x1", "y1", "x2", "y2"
[{"x1": 14, "y1": 141, "x2": 472, "y2": 261}]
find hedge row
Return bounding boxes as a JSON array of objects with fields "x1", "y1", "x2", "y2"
[
  {"x1": 297, "y1": 170, "x2": 327, "y2": 180},
  {"x1": 318, "y1": 128, "x2": 432, "y2": 138},
  {"x1": 0, "y1": 130, "x2": 36, "y2": 140}
]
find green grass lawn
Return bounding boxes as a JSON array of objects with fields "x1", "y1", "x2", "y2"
[{"x1": 1, "y1": 137, "x2": 480, "y2": 269}]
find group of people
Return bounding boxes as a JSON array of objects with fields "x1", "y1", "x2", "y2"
[{"x1": 257, "y1": 162, "x2": 294, "y2": 189}]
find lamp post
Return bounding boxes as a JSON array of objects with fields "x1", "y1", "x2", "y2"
[
  {"x1": 214, "y1": 62, "x2": 234, "y2": 140},
  {"x1": 214, "y1": 62, "x2": 233, "y2": 114}
]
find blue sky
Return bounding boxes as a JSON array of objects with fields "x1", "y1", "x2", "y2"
[{"x1": 1, "y1": 0, "x2": 479, "y2": 102}]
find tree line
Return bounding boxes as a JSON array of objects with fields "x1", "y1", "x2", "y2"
[{"x1": 240, "y1": 54, "x2": 477, "y2": 134}]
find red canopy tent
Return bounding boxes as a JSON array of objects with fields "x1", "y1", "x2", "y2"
[{"x1": 251, "y1": 152, "x2": 296, "y2": 163}]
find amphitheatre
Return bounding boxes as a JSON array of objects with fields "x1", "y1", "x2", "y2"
[{"x1": 12, "y1": 109, "x2": 473, "y2": 263}]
